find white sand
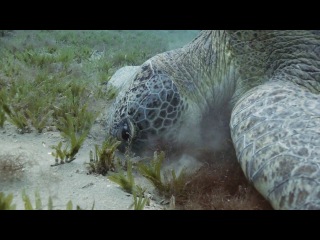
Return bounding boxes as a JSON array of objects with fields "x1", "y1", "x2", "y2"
[{"x1": 0, "y1": 118, "x2": 169, "y2": 210}]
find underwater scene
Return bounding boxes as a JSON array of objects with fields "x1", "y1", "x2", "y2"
[{"x1": 0, "y1": 30, "x2": 273, "y2": 210}]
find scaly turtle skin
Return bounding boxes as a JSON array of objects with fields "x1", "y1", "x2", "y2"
[{"x1": 107, "y1": 31, "x2": 320, "y2": 209}]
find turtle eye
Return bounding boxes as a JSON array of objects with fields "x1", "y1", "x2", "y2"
[
  {"x1": 116, "y1": 119, "x2": 135, "y2": 142},
  {"x1": 121, "y1": 123, "x2": 130, "y2": 141}
]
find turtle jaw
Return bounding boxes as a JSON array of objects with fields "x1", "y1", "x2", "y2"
[{"x1": 115, "y1": 118, "x2": 136, "y2": 143}]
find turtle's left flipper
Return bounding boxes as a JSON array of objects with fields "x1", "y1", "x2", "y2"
[{"x1": 230, "y1": 80, "x2": 320, "y2": 210}]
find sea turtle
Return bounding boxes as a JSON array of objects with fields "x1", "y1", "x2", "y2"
[{"x1": 107, "y1": 31, "x2": 320, "y2": 210}]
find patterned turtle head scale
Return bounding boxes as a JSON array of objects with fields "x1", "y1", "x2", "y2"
[{"x1": 109, "y1": 61, "x2": 186, "y2": 152}]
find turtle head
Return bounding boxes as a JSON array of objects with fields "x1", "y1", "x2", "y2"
[{"x1": 109, "y1": 62, "x2": 186, "y2": 153}]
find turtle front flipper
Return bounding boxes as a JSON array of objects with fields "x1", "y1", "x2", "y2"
[{"x1": 230, "y1": 80, "x2": 320, "y2": 210}]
